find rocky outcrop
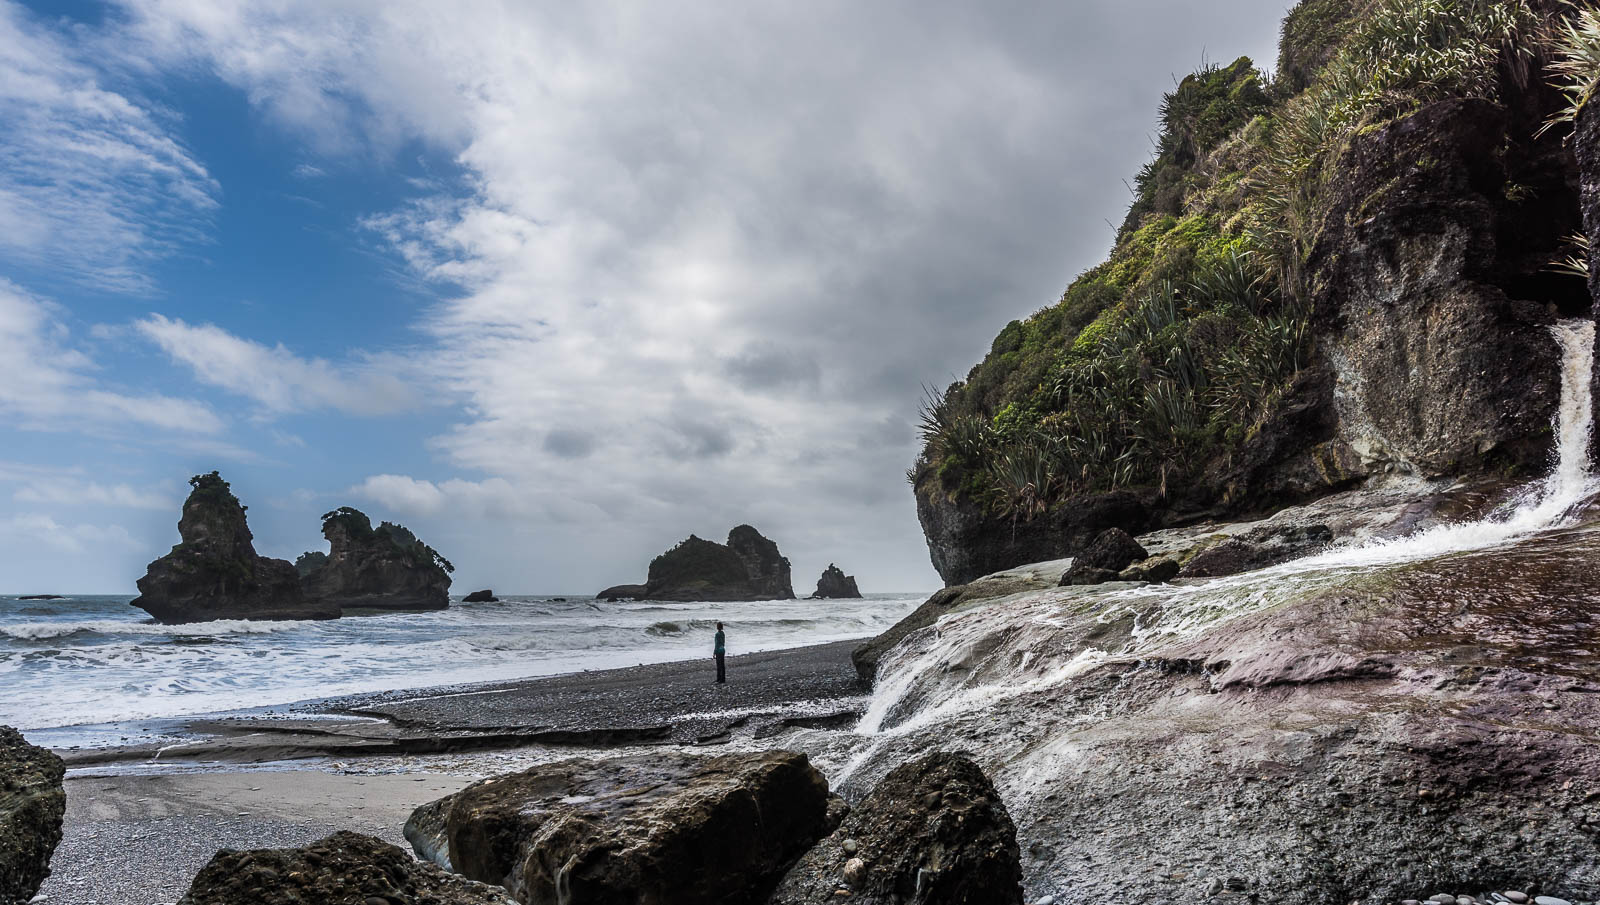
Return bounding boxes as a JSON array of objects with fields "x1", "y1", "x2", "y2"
[
  {"x1": 462, "y1": 589, "x2": 497, "y2": 603},
  {"x1": 178, "y1": 830, "x2": 514, "y2": 905},
  {"x1": 852, "y1": 559, "x2": 1067, "y2": 682},
  {"x1": 131, "y1": 472, "x2": 336, "y2": 623},
  {"x1": 600, "y1": 526, "x2": 796, "y2": 601},
  {"x1": 1059, "y1": 527, "x2": 1146, "y2": 585},
  {"x1": 1, "y1": 727, "x2": 63, "y2": 905},
  {"x1": 1177, "y1": 523, "x2": 1333, "y2": 579},
  {"x1": 299, "y1": 507, "x2": 453, "y2": 611},
  {"x1": 1578, "y1": 98, "x2": 1600, "y2": 426},
  {"x1": 769, "y1": 752, "x2": 1024, "y2": 905},
  {"x1": 812, "y1": 564, "x2": 861, "y2": 599},
  {"x1": 915, "y1": 480, "x2": 1152, "y2": 586},
  {"x1": 406, "y1": 750, "x2": 831, "y2": 905},
  {"x1": 595, "y1": 583, "x2": 648, "y2": 601}
]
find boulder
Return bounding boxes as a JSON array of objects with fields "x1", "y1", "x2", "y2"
[
  {"x1": 178, "y1": 830, "x2": 514, "y2": 905},
  {"x1": 1059, "y1": 528, "x2": 1147, "y2": 585},
  {"x1": 407, "y1": 750, "x2": 832, "y2": 905},
  {"x1": 1179, "y1": 523, "x2": 1333, "y2": 579},
  {"x1": 812, "y1": 564, "x2": 862, "y2": 599},
  {"x1": 299, "y1": 507, "x2": 453, "y2": 611},
  {"x1": 1119, "y1": 554, "x2": 1181, "y2": 584},
  {"x1": 462, "y1": 589, "x2": 497, "y2": 603},
  {"x1": 0, "y1": 726, "x2": 64, "y2": 905},
  {"x1": 131, "y1": 472, "x2": 337, "y2": 623},
  {"x1": 595, "y1": 584, "x2": 648, "y2": 601},
  {"x1": 768, "y1": 752, "x2": 1024, "y2": 905},
  {"x1": 601, "y1": 526, "x2": 796, "y2": 602}
]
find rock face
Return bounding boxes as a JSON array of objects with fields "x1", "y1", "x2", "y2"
[
  {"x1": 131, "y1": 472, "x2": 337, "y2": 624},
  {"x1": 595, "y1": 584, "x2": 647, "y2": 600},
  {"x1": 600, "y1": 526, "x2": 796, "y2": 601},
  {"x1": 769, "y1": 752, "x2": 1024, "y2": 905},
  {"x1": 0, "y1": 727, "x2": 64, "y2": 905},
  {"x1": 1178, "y1": 523, "x2": 1333, "y2": 579},
  {"x1": 462, "y1": 589, "x2": 497, "y2": 603},
  {"x1": 299, "y1": 507, "x2": 453, "y2": 611},
  {"x1": 178, "y1": 830, "x2": 514, "y2": 905},
  {"x1": 407, "y1": 750, "x2": 831, "y2": 905},
  {"x1": 812, "y1": 564, "x2": 862, "y2": 598},
  {"x1": 1059, "y1": 528, "x2": 1147, "y2": 585},
  {"x1": 1578, "y1": 99, "x2": 1600, "y2": 431}
]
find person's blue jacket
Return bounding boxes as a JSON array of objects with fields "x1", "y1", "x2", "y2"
[{"x1": 714, "y1": 629, "x2": 725, "y2": 655}]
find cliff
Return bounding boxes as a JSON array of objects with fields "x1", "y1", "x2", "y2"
[
  {"x1": 913, "y1": 0, "x2": 1592, "y2": 584},
  {"x1": 298, "y1": 507, "x2": 453, "y2": 611},
  {"x1": 599, "y1": 526, "x2": 795, "y2": 601},
  {"x1": 811, "y1": 564, "x2": 862, "y2": 599},
  {"x1": 131, "y1": 472, "x2": 338, "y2": 623}
]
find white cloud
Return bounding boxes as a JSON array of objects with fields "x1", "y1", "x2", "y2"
[
  {"x1": 12, "y1": 479, "x2": 174, "y2": 510},
  {"x1": 0, "y1": 513, "x2": 139, "y2": 554},
  {"x1": 0, "y1": 280, "x2": 224, "y2": 434},
  {"x1": 0, "y1": 2, "x2": 217, "y2": 293},
  {"x1": 134, "y1": 314, "x2": 423, "y2": 416}
]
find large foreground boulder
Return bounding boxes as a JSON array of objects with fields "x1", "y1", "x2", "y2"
[
  {"x1": 298, "y1": 507, "x2": 453, "y2": 611},
  {"x1": 0, "y1": 726, "x2": 64, "y2": 905},
  {"x1": 769, "y1": 752, "x2": 1024, "y2": 905},
  {"x1": 131, "y1": 472, "x2": 337, "y2": 623},
  {"x1": 1059, "y1": 527, "x2": 1146, "y2": 586},
  {"x1": 407, "y1": 750, "x2": 832, "y2": 904},
  {"x1": 178, "y1": 830, "x2": 513, "y2": 905},
  {"x1": 812, "y1": 564, "x2": 862, "y2": 599}
]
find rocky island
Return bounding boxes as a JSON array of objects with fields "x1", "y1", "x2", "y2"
[
  {"x1": 597, "y1": 525, "x2": 795, "y2": 601},
  {"x1": 131, "y1": 472, "x2": 338, "y2": 623},
  {"x1": 810, "y1": 564, "x2": 861, "y2": 598},
  {"x1": 296, "y1": 507, "x2": 454, "y2": 611}
]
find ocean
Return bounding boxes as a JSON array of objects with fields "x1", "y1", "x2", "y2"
[{"x1": 0, "y1": 593, "x2": 924, "y2": 734}]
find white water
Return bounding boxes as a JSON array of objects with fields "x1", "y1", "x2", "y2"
[{"x1": 857, "y1": 319, "x2": 1598, "y2": 739}]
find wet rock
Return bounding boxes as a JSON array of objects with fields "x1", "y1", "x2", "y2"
[
  {"x1": 1179, "y1": 524, "x2": 1333, "y2": 578},
  {"x1": 768, "y1": 752, "x2": 1024, "y2": 905},
  {"x1": 178, "y1": 830, "x2": 512, "y2": 904},
  {"x1": 461, "y1": 589, "x2": 497, "y2": 603},
  {"x1": 812, "y1": 564, "x2": 862, "y2": 599},
  {"x1": 131, "y1": 472, "x2": 337, "y2": 623},
  {"x1": 1060, "y1": 528, "x2": 1147, "y2": 585},
  {"x1": 408, "y1": 750, "x2": 830, "y2": 904},
  {"x1": 0, "y1": 727, "x2": 63, "y2": 905},
  {"x1": 299, "y1": 507, "x2": 453, "y2": 611},
  {"x1": 1119, "y1": 554, "x2": 1181, "y2": 584}
]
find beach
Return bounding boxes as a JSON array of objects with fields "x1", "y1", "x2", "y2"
[{"x1": 34, "y1": 639, "x2": 871, "y2": 904}]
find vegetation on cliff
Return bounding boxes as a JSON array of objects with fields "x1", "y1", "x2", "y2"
[
  {"x1": 315, "y1": 507, "x2": 455, "y2": 575},
  {"x1": 915, "y1": 0, "x2": 1575, "y2": 525}
]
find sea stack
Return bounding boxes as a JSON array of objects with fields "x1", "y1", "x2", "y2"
[
  {"x1": 298, "y1": 507, "x2": 453, "y2": 611},
  {"x1": 131, "y1": 472, "x2": 337, "y2": 624},
  {"x1": 598, "y1": 525, "x2": 795, "y2": 601},
  {"x1": 811, "y1": 563, "x2": 862, "y2": 598}
]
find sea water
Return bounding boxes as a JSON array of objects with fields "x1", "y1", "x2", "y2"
[{"x1": 0, "y1": 593, "x2": 922, "y2": 733}]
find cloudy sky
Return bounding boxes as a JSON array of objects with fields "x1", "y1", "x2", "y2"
[{"x1": 0, "y1": 0, "x2": 1286, "y2": 594}]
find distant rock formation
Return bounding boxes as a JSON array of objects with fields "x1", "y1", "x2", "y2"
[
  {"x1": 131, "y1": 472, "x2": 337, "y2": 624},
  {"x1": 1, "y1": 726, "x2": 64, "y2": 905},
  {"x1": 811, "y1": 564, "x2": 862, "y2": 598},
  {"x1": 405, "y1": 750, "x2": 832, "y2": 905},
  {"x1": 462, "y1": 589, "x2": 497, "y2": 603},
  {"x1": 179, "y1": 830, "x2": 514, "y2": 905},
  {"x1": 15, "y1": 595, "x2": 63, "y2": 601},
  {"x1": 598, "y1": 525, "x2": 795, "y2": 601},
  {"x1": 298, "y1": 507, "x2": 453, "y2": 611}
]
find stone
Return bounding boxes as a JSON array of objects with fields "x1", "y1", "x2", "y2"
[
  {"x1": 1060, "y1": 528, "x2": 1147, "y2": 585},
  {"x1": 461, "y1": 589, "x2": 497, "y2": 603},
  {"x1": 1533, "y1": 897, "x2": 1572, "y2": 905},
  {"x1": 768, "y1": 752, "x2": 1025, "y2": 905},
  {"x1": 407, "y1": 750, "x2": 830, "y2": 905},
  {"x1": 177, "y1": 831, "x2": 513, "y2": 904},
  {"x1": 1504, "y1": 894, "x2": 1528, "y2": 904},
  {"x1": 812, "y1": 564, "x2": 863, "y2": 599},
  {"x1": 298, "y1": 507, "x2": 453, "y2": 611},
  {"x1": 131, "y1": 472, "x2": 337, "y2": 623},
  {"x1": 598, "y1": 526, "x2": 795, "y2": 602},
  {"x1": 1178, "y1": 524, "x2": 1332, "y2": 579},
  {"x1": 594, "y1": 584, "x2": 648, "y2": 600},
  {"x1": 0, "y1": 727, "x2": 64, "y2": 905}
]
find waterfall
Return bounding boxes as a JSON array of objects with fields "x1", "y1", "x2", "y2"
[{"x1": 855, "y1": 319, "x2": 1598, "y2": 739}]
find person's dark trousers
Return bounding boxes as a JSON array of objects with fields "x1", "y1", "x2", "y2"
[{"x1": 716, "y1": 652, "x2": 726, "y2": 683}]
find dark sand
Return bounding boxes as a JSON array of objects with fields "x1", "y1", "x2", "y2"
[{"x1": 37, "y1": 639, "x2": 869, "y2": 904}]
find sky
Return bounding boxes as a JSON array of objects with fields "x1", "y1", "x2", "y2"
[{"x1": 0, "y1": 0, "x2": 1288, "y2": 595}]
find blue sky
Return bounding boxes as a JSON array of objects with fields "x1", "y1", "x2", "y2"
[{"x1": 0, "y1": 0, "x2": 1285, "y2": 594}]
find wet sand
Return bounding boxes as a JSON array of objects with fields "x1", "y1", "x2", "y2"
[{"x1": 37, "y1": 639, "x2": 868, "y2": 904}]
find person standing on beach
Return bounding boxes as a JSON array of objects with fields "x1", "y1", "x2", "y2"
[{"x1": 713, "y1": 622, "x2": 727, "y2": 684}]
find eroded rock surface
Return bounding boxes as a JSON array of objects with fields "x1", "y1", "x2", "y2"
[
  {"x1": 299, "y1": 507, "x2": 453, "y2": 611},
  {"x1": 0, "y1": 726, "x2": 64, "y2": 905},
  {"x1": 769, "y1": 752, "x2": 1024, "y2": 905},
  {"x1": 131, "y1": 472, "x2": 335, "y2": 623},
  {"x1": 178, "y1": 830, "x2": 514, "y2": 905},
  {"x1": 812, "y1": 564, "x2": 862, "y2": 599},
  {"x1": 408, "y1": 750, "x2": 831, "y2": 904}
]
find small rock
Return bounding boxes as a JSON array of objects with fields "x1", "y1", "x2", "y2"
[
  {"x1": 1533, "y1": 897, "x2": 1572, "y2": 905},
  {"x1": 842, "y1": 857, "x2": 867, "y2": 887},
  {"x1": 1432, "y1": 895, "x2": 1457, "y2": 904},
  {"x1": 841, "y1": 838, "x2": 858, "y2": 854},
  {"x1": 1504, "y1": 894, "x2": 1529, "y2": 904},
  {"x1": 1035, "y1": 897, "x2": 1055, "y2": 905}
]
